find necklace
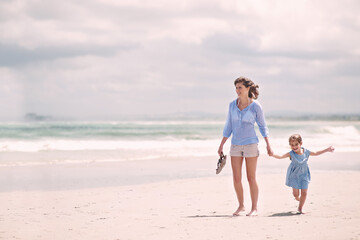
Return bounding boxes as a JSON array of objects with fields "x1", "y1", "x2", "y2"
[{"x1": 237, "y1": 98, "x2": 251, "y2": 110}]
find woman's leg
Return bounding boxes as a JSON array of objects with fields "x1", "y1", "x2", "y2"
[
  {"x1": 231, "y1": 156, "x2": 245, "y2": 215},
  {"x1": 298, "y1": 189, "x2": 308, "y2": 213},
  {"x1": 292, "y1": 188, "x2": 300, "y2": 201},
  {"x1": 245, "y1": 156, "x2": 259, "y2": 216}
]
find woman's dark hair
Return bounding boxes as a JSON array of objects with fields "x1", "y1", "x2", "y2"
[{"x1": 234, "y1": 77, "x2": 259, "y2": 99}]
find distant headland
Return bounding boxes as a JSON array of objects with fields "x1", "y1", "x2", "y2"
[{"x1": 25, "y1": 113, "x2": 53, "y2": 121}]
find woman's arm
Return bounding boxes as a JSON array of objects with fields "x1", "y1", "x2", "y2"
[
  {"x1": 254, "y1": 103, "x2": 269, "y2": 139},
  {"x1": 218, "y1": 103, "x2": 232, "y2": 156},
  {"x1": 218, "y1": 137, "x2": 228, "y2": 156},
  {"x1": 269, "y1": 152, "x2": 290, "y2": 159},
  {"x1": 223, "y1": 103, "x2": 233, "y2": 139},
  {"x1": 310, "y1": 146, "x2": 335, "y2": 156},
  {"x1": 254, "y1": 102, "x2": 272, "y2": 155},
  {"x1": 263, "y1": 137, "x2": 273, "y2": 155}
]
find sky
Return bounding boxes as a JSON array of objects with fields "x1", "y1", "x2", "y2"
[{"x1": 0, "y1": 0, "x2": 359, "y2": 121}]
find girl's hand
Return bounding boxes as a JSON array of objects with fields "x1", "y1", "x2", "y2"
[
  {"x1": 327, "y1": 146, "x2": 335, "y2": 152},
  {"x1": 267, "y1": 145, "x2": 273, "y2": 156}
]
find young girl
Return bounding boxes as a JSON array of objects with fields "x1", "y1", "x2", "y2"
[{"x1": 269, "y1": 134, "x2": 334, "y2": 214}]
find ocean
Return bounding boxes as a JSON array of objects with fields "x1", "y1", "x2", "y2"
[{"x1": 0, "y1": 119, "x2": 359, "y2": 166}]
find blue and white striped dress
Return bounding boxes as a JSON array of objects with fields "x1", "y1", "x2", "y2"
[{"x1": 286, "y1": 148, "x2": 311, "y2": 189}]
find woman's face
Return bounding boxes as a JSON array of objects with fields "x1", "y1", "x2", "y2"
[{"x1": 235, "y1": 82, "x2": 249, "y2": 98}]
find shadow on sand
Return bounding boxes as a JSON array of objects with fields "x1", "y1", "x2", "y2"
[
  {"x1": 186, "y1": 214, "x2": 234, "y2": 218},
  {"x1": 187, "y1": 211, "x2": 302, "y2": 218},
  {"x1": 268, "y1": 211, "x2": 300, "y2": 217}
]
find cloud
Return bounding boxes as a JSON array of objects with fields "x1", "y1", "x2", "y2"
[
  {"x1": 0, "y1": 43, "x2": 137, "y2": 66},
  {"x1": 0, "y1": 0, "x2": 359, "y2": 120}
]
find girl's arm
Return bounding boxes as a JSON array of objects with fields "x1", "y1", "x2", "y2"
[
  {"x1": 310, "y1": 146, "x2": 335, "y2": 156},
  {"x1": 269, "y1": 152, "x2": 290, "y2": 159}
]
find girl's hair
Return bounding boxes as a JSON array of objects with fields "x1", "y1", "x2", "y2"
[
  {"x1": 234, "y1": 77, "x2": 259, "y2": 99},
  {"x1": 289, "y1": 134, "x2": 302, "y2": 144}
]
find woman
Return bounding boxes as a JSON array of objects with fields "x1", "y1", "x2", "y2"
[{"x1": 218, "y1": 77, "x2": 273, "y2": 216}]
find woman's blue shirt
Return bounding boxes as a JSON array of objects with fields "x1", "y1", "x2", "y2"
[{"x1": 223, "y1": 99, "x2": 269, "y2": 145}]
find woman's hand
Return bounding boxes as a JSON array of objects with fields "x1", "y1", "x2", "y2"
[
  {"x1": 218, "y1": 146, "x2": 223, "y2": 156},
  {"x1": 263, "y1": 137, "x2": 273, "y2": 156},
  {"x1": 218, "y1": 137, "x2": 228, "y2": 156}
]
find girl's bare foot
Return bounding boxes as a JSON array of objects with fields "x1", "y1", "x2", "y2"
[
  {"x1": 233, "y1": 206, "x2": 245, "y2": 216},
  {"x1": 246, "y1": 209, "x2": 258, "y2": 217},
  {"x1": 297, "y1": 208, "x2": 305, "y2": 214},
  {"x1": 295, "y1": 196, "x2": 300, "y2": 201}
]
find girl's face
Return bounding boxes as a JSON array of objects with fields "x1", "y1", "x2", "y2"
[
  {"x1": 235, "y1": 83, "x2": 249, "y2": 98},
  {"x1": 289, "y1": 140, "x2": 302, "y2": 153}
]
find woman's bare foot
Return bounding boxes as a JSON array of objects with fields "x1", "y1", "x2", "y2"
[
  {"x1": 295, "y1": 196, "x2": 300, "y2": 201},
  {"x1": 233, "y1": 206, "x2": 245, "y2": 216},
  {"x1": 246, "y1": 209, "x2": 258, "y2": 217}
]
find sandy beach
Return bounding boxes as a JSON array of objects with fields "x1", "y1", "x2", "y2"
[{"x1": 1, "y1": 152, "x2": 360, "y2": 240}]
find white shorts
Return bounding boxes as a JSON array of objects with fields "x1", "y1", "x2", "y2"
[{"x1": 230, "y1": 144, "x2": 259, "y2": 158}]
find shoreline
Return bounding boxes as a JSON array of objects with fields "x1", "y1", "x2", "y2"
[{"x1": 0, "y1": 152, "x2": 359, "y2": 192}]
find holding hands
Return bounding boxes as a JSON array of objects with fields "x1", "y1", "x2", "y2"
[{"x1": 267, "y1": 145, "x2": 273, "y2": 156}]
